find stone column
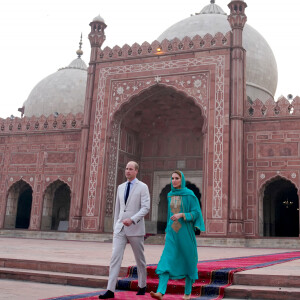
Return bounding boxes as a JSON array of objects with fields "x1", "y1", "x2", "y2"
[
  {"x1": 71, "y1": 15, "x2": 107, "y2": 231},
  {"x1": 227, "y1": 1, "x2": 247, "y2": 235}
]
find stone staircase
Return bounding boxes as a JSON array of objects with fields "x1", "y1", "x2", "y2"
[
  {"x1": 1, "y1": 231, "x2": 300, "y2": 299},
  {"x1": 225, "y1": 272, "x2": 300, "y2": 299},
  {"x1": 0, "y1": 257, "x2": 121, "y2": 288},
  {"x1": 1, "y1": 257, "x2": 300, "y2": 299},
  {"x1": 0, "y1": 229, "x2": 113, "y2": 243}
]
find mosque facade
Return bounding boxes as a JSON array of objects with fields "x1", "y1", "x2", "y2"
[{"x1": 0, "y1": 0, "x2": 299, "y2": 239}]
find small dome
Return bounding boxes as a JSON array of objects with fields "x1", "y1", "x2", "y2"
[
  {"x1": 93, "y1": 14, "x2": 105, "y2": 23},
  {"x1": 158, "y1": 2, "x2": 278, "y2": 102},
  {"x1": 199, "y1": 1, "x2": 226, "y2": 15},
  {"x1": 67, "y1": 57, "x2": 87, "y2": 70},
  {"x1": 23, "y1": 57, "x2": 87, "y2": 117}
]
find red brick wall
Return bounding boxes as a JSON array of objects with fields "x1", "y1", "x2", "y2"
[{"x1": 0, "y1": 114, "x2": 83, "y2": 230}]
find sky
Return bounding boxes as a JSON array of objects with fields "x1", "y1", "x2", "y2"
[{"x1": 0, "y1": 0, "x2": 299, "y2": 118}]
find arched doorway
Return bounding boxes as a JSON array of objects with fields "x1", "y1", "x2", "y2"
[
  {"x1": 106, "y1": 85, "x2": 205, "y2": 232},
  {"x1": 157, "y1": 182, "x2": 202, "y2": 233},
  {"x1": 263, "y1": 177, "x2": 299, "y2": 237},
  {"x1": 16, "y1": 188, "x2": 32, "y2": 229},
  {"x1": 41, "y1": 180, "x2": 71, "y2": 231},
  {"x1": 4, "y1": 180, "x2": 33, "y2": 229},
  {"x1": 157, "y1": 185, "x2": 169, "y2": 234}
]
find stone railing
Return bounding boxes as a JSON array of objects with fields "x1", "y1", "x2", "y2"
[
  {"x1": 246, "y1": 96, "x2": 300, "y2": 118},
  {"x1": 98, "y1": 32, "x2": 231, "y2": 61},
  {"x1": 0, "y1": 113, "x2": 84, "y2": 133}
]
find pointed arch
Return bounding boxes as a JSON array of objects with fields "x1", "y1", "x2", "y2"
[
  {"x1": 41, "y1": 179, "x2": 71, "y2": 231},
  {"x1": 104, "y1": 84, "x2": 206, "y2": 232},
  {"x1": 4, "y1": 180, "x2": 33, "y2": 229},
  {"x1": 112, "y1": 83, "x2": 207, "y2": 127},
  {"x1": 259, "y1": 176, "x2": 299, "y2": 237}
]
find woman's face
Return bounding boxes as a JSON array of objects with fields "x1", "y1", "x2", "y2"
[{"x1": 172, "y1": 172, "x2": 182, "y2": 189}]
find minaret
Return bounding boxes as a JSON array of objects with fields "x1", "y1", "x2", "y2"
[
  {"x1": 227, "y1": 0, "x2": 247, "y2": 236},
  {"x1": 86, "y1": 14, "x2": 106, "y2": 124},
  {"x1": 88, "y1": 15, "x2": 107, "y2": 62},
  {"x1": 71, "y1": 15, "x2": 107, "y2": 231}
]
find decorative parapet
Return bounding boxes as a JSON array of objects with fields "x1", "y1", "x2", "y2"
[
  {"x1": 98, "y1": 32, "x2": 231, "y2": 61},
  {"x1": 0, "y1": 113, "x2": 83, "y2": 134},
  {"x1": 246, "y1": 96, "x2": 300, "y2": 118}
]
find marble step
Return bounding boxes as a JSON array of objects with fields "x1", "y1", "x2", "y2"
[
  {"x1": 0, "y1": 266, "x2": 108, "y2": 288},
  {"x1": 233, "y1": 272, "x2": 300, "y2": 288},
  {"x1": 225, "y1": 284, "x2": 300, "y2": 300},
  {"x1": 0, "y1": 257, "x2": 128, "y2": 277}
]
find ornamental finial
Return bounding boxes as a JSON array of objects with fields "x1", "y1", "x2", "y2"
[
  {"x1": 76, "y1": 33, "x2": 83, "y2": 58},
  {"x1": 211, "y1": 0, "x2": 215, "y2": 4}
]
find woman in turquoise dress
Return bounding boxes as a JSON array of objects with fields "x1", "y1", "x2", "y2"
[{"x1": 150, "y1": 170, "x2": 205, "y2": 300}]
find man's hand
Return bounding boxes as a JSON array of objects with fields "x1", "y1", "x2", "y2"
[{"x1": 123, "y1": 218, "x2": 133, "y2": 226}]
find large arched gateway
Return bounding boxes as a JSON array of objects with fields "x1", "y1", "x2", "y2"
[{"x1": 104, "y1": 85, "x2": 206, "y2": 232}]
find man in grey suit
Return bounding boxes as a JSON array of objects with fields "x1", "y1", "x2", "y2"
[{"x1": 99, "y1": 161, "x2": 150, "y2": 299}]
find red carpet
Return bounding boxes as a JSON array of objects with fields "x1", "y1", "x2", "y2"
[{"x1": 45, "y1": 251, "x2": 300, "y2": 300}]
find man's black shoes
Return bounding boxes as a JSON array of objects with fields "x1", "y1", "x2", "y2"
[
  {"x1": 136, "y1": 286, "x2": 147, "y2": 295},
  {"x1": 99, "y1": 287, "x2": 146, "y2": 298},
  {"x1": 99, "y1": 290, "x2": 114, "y2": 299}
]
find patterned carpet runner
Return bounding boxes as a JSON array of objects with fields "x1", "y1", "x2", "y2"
[{"x1": 46, "y1": 251, "x2": 300, "y2": 300}]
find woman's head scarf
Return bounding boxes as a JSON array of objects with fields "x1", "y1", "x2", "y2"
[{"x1": 168, "y1": 170, "x2": 195, "y2": 196}]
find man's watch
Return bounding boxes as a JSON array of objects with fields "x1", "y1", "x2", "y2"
[{"x1": 131, "y1": 219, "x2": 135, "y2": 225}]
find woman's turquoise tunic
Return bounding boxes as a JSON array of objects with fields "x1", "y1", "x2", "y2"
[{"x1": 155, "y1": 172, "x2": 205, "y2": 282}]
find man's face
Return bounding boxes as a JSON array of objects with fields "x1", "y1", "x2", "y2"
[{"x1": 125, "y1": 162, "x2": 138, "y2": 181}]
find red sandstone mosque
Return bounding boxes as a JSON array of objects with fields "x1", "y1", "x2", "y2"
[{"x1": 1, "y1": 0, "x2": 299, "y2": 241}]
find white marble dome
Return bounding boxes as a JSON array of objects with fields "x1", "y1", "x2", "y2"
[
  {"x1": 24, "y1": 57, "x2": 87, "y2": 117},
  {"x1": 158, "y1": 1, "x2": 278, "y2": 102}
]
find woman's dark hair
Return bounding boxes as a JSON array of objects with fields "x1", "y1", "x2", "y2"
[{"x1": 172, "y1": 170, "x2": 182, "y2": 178}]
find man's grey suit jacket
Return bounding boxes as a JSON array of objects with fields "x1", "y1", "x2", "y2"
[{"x1": 113, "y1": 178, "x2": 150, "y2": 236}]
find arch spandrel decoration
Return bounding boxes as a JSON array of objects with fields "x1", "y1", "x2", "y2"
[
  {"x1": 43, "y1": 177, "x2": 72, "y2": 195},
  {"x1": 258, "y1": 171, "x2": 299, "y2": 192},
  {"x1": 110, "y1": 73, "x2": 209, "y2": 118},
  {"x1": 85, "y1": 56, "x2": 226, "y2": 229},
  {"x1": 6, "y1": 177, "x2": 34, "y2": 193}
]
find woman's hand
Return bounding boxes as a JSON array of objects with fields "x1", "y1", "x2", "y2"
[{"x1": 170, "y1": 213, "x2": 183, "y2": 221}]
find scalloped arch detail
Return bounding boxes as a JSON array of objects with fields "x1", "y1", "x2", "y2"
[
  {"x1": 7, "y1": 178, "x2": 33, "y2": 195},
  {"x1": 259, "y1": 175, "x2": 299, "y2": 195},
  {"x1": 44, "y1": 178, "x2": 71, "y2": 195}
]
